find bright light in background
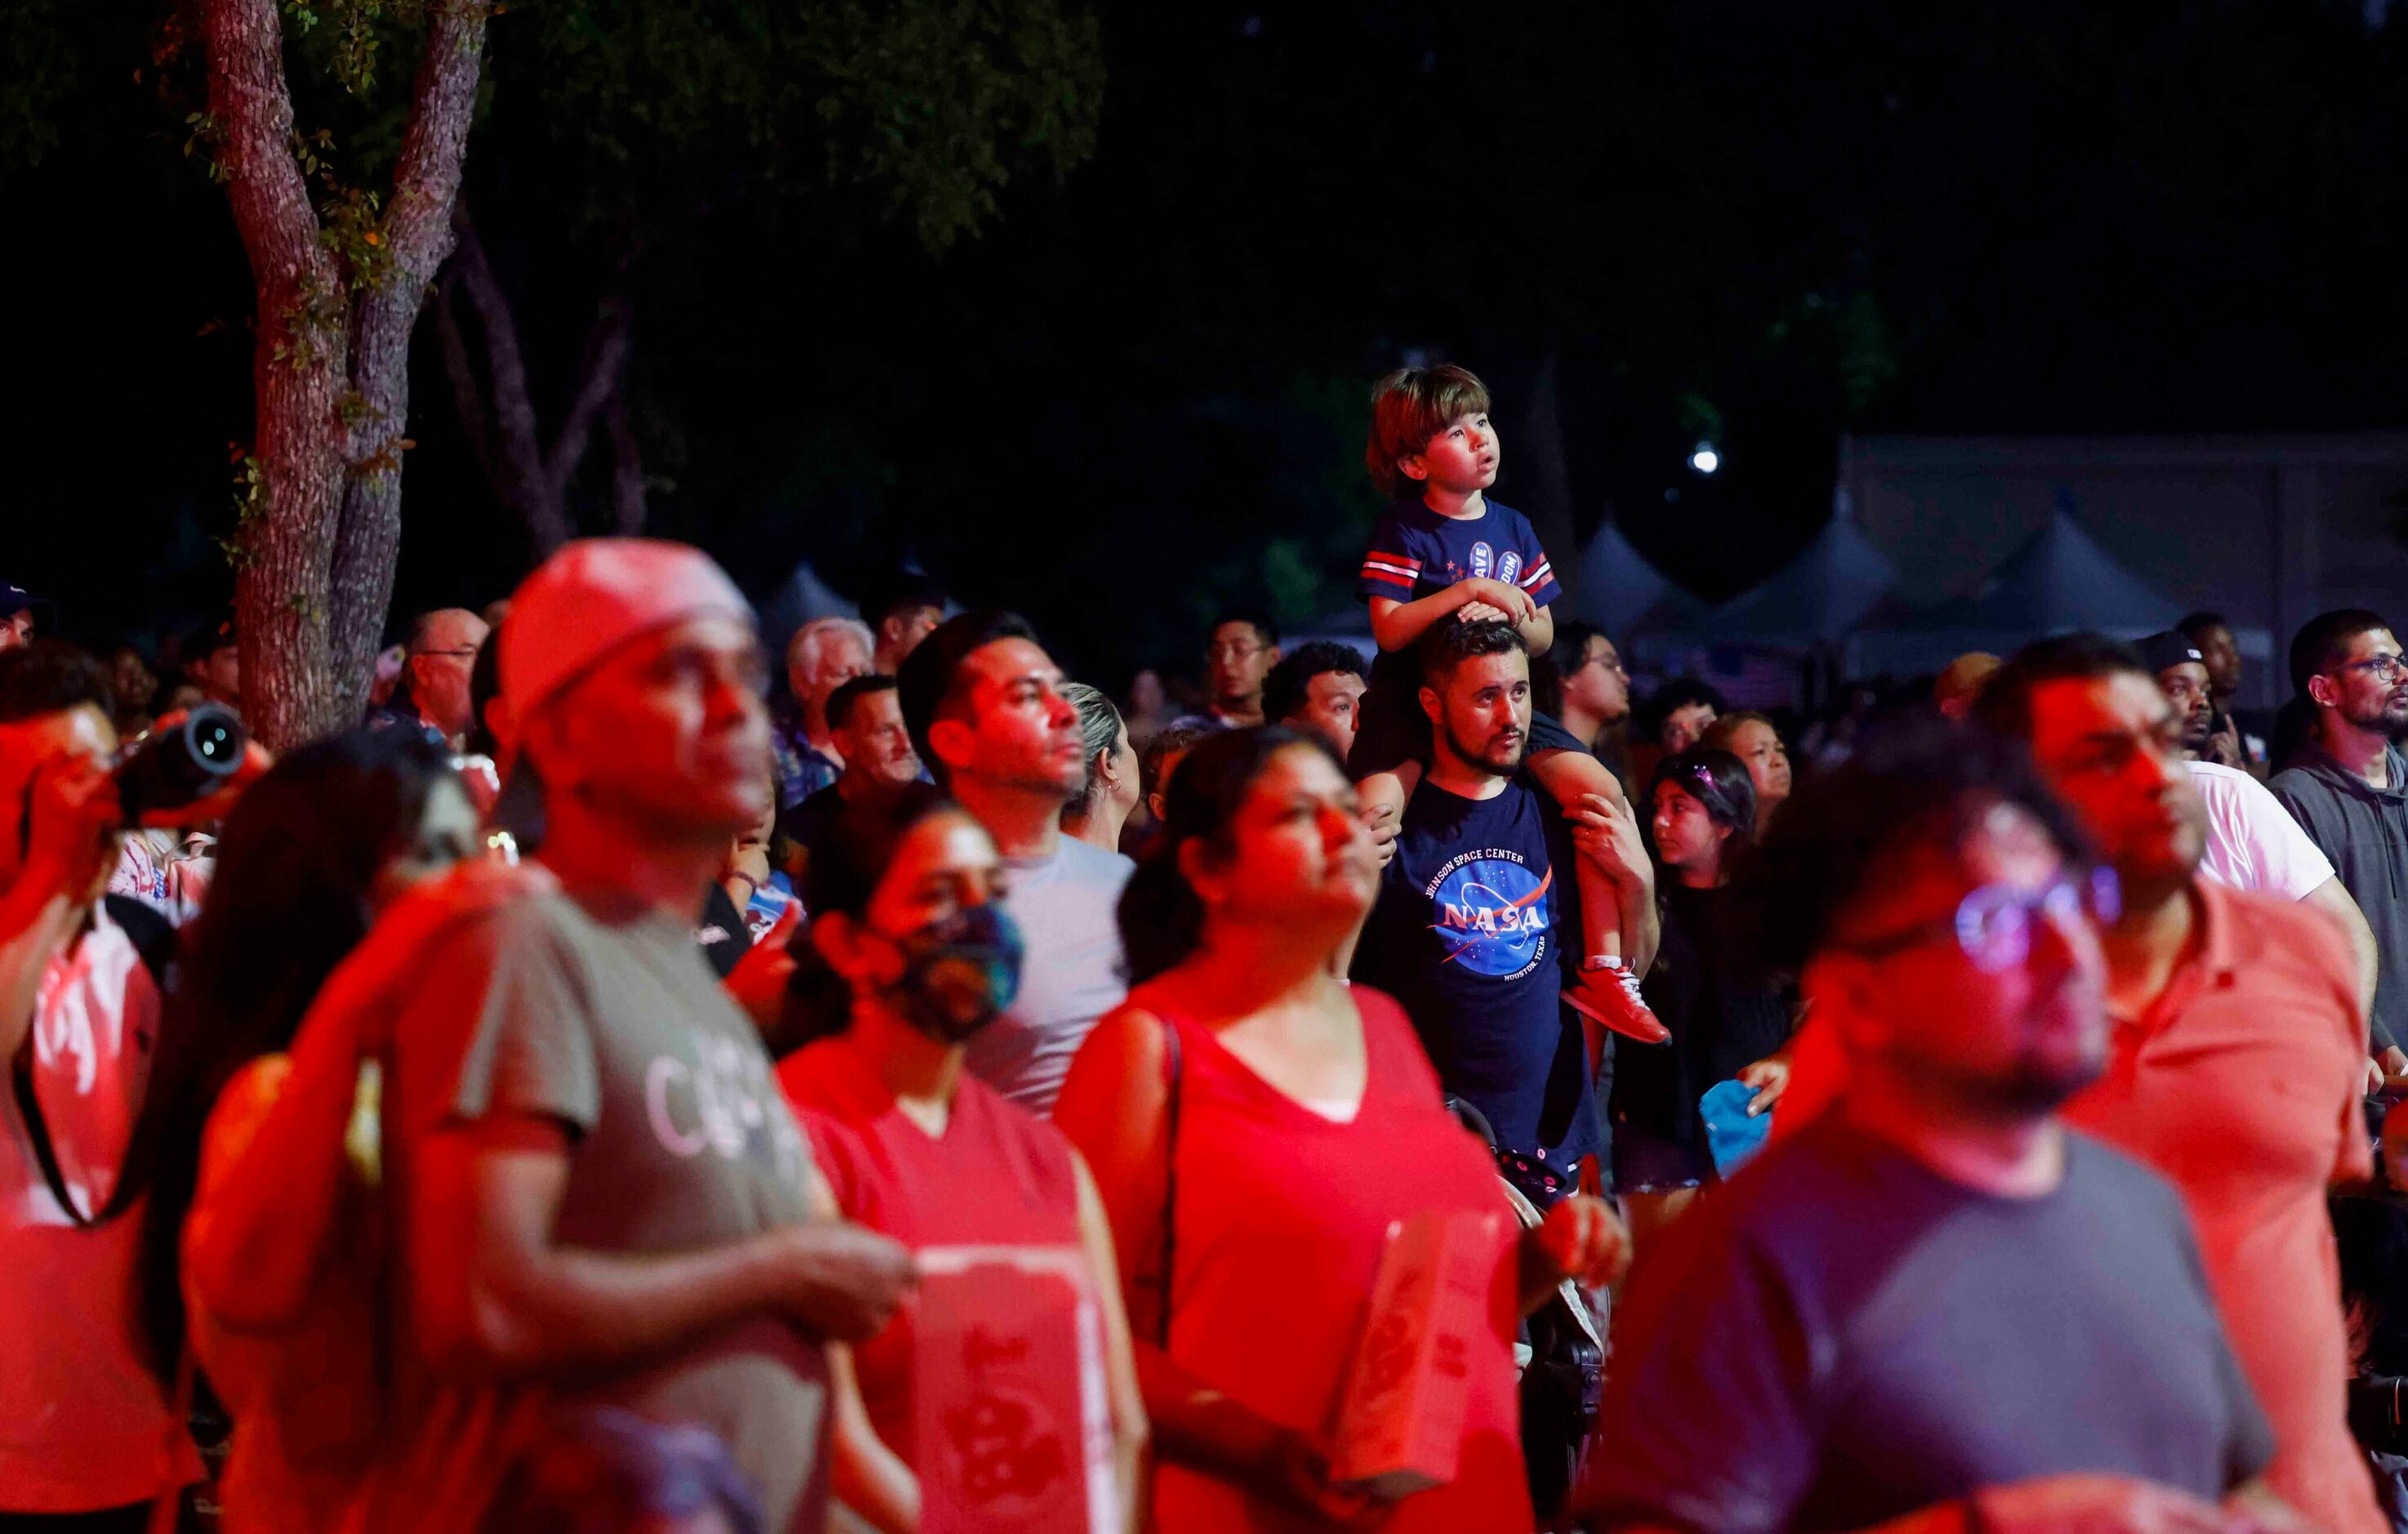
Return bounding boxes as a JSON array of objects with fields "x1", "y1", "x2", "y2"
[{"x1": 1688, "y1": 442, "x2": 1720, "y2": 475}]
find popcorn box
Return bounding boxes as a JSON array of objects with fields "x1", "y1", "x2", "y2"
[
  {"x1": 916, "y1": 1245, "x2": 1119, "y2": 1534},
  {"x1": 1329, "y1": 1208, "x2": 1505, "y2": 1499}
]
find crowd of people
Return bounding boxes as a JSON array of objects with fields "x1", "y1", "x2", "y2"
[{"x1": 9, "y1": 359, "x2": 2408, "y2": 1534}]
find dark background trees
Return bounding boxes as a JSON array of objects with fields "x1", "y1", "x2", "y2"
[{"x1": 7, "y1": 0, "x2": 2408, "y2": 701}]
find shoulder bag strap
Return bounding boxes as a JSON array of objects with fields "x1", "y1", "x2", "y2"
[
  {"x1": 1157, "y1": 1016, "x2": 1184, "y2": 1351},
  {"x1": 14, "y1": 1035, "x2": 93, "y2": 1227}
]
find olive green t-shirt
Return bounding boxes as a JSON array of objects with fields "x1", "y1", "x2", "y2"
[{"x1": 368, "y1": 885, "x2": 827, "y2": 1532}]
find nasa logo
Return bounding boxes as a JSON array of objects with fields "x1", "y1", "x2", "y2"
[
  {"x1": 1496, "y1": 551, "x2": 1523, "y2": 586},
  {"x1": 1470, "y1": 542, "x2": 1494, "y2": 578},
  {"x1": 1427, "y1": 857, "x2": 1551, "y2": 978}
]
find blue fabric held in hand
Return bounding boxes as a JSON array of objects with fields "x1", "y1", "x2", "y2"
[{"x1": 1700, "y1": 1077, "x2": 1773, "y2": 1176}]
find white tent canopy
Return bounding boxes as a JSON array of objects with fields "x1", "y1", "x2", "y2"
[
  {"x1": 1854, "y1": 506, "x2": 2186, "y2": 673},
  {"x1": 1674, "y1": 517, "x2": 1897, "y2": 649},
  {"x1": 1570, "y1": 521, "x2": 1706, "y2": 636}
]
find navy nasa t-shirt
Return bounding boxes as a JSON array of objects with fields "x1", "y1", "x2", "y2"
[
  {"x1": 1353, "y1": 774, "x2": 1599, "y2": 1168},
  {"x1": 1358, "y1": 496, "x2": 1563, "y2": 609}
]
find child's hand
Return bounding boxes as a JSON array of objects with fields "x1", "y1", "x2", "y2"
[
  {"x1": 1458, "y1": 601, "x2": 1510, "y2": 623},
  {"x1": 1456, "y1": 577, "x2": 1536, "y2": 626}
]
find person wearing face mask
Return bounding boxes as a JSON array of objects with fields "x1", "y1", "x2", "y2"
[
  {"x1": 778, "y1": 783, "x2": 1147, "y2": 1532},
  {"x1": 118, "y1": 729, "x2": 479, "y2": 1532}
]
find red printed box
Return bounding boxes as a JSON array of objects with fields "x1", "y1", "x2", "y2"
[
  {"x1": 1329, "y1": 1208, "x2": 1505, "y2": 1499},
  {"x1": 916, "y1": 1246, "x2": 1119, "y2": 1534}
]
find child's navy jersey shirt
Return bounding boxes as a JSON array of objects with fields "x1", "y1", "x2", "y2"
[{"x1": 1358, "y1": 496, "x2": 1563, "y2": 609}]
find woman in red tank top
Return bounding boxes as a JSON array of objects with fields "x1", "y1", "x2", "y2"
[
  {"x1": 1055, "y1": 728, "x2": 1630, "y2": 1533},
  {"x1": 775, "y1": 784, "x2": 1146, "y2": 1532}
]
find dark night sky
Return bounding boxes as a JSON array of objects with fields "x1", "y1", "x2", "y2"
[{"x1": 8, "y1": 1, "x2": 2408, "y2": 686}]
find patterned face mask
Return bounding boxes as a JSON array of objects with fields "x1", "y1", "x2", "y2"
[{"x1": 885, "y1": 902, "x2": 1025, "y2": 1044}]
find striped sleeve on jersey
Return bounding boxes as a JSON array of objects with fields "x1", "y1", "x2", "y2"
[{"x1": 1359, "y1": 549, "x2": 1423, "y2": 599}]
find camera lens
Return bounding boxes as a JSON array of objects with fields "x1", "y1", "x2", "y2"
[
  {"x1": 190, "y1": 715, "x2": 239, "y2": 769},
  {"x1": 117, "y1": 702, "x2": 247, "y2": 819}
]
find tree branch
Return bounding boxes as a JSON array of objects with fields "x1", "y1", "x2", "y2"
[
  {"x1": 448, "y1": 203, "x2": 568, "y2": 552},
  {"x1": 199, "y1": 0, "x2": 332, "y2": 338},
  {"x1": 435, "y1": 272, "x2": 493, "y2": 481},
  {"x1": 607, "y1": 382, "x2": 645, "y2": 535},
  {"x1": 541, "y1": 296, "x2": 631, "y2": 507}
]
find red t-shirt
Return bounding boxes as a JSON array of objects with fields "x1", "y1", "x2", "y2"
[
  {"x1": 778, "y1": 1037, "x2": 1086, "y2": 1466},
  {"x1": 1146, "y1": 988, "x2": 1533, "y2": 1534}
]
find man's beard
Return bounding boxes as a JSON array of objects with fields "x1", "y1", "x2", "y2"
[
  {"x1": 2343, "y1": 691, "x2": 2408, "y2": 733},
  {"x1": 1443, "y1": 716, "x2": 1525, "y2": 775}
]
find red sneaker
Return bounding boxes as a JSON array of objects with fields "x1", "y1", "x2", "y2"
[{"x1": 1563, "y1": 961, "x2": 1670, "y2": 1045}]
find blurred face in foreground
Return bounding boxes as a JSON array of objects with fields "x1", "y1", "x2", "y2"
[
  {"x1": 1817, "y1": 799, "x2": 2110, "y2": 1118},
  {"x1": 530, "y1": 615, "x2": 773, "y2": 845},
  {"x1": 1180, "y1": 743, "x2": 1379, "y2": 939}
]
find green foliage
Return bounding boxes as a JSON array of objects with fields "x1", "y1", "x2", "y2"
[
  {"x1": 805, "y1": 0, "x2": 1104, "y2": 251},
  {"x1": 0, "y1": 0, "x2": 82, "y2": 171},
  {"x1": 513, "y1": 0, "x2": 1103, "y2": 252},
  {"x1": 218, "y1": 451, "x2": 270, "y2": 569},
  {"x1": 282, "y1": 0, "x2": 412, "y2": 100}
]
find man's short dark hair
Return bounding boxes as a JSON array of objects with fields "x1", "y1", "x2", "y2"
[
  {"x1": 1261, "y1": 641, "x2": 1367, "y2": 724},
  {"x1": 1637, "y1": 676, "x2": 1727, "y2": 738},
  {"x1": 2289, "y1": 609, "x2": 2393, "y2": 699},
  {"x1": 1971, "y1": 632, "x2": 2152, "y2": 742},
  {"x1": 1140, "y1": 717, "x2": 1228, "y2": 803},
  {"x1": 825, "y1": 673, "x2": 898, "y2": 734},
  {"x1": 1418, "y1": 618, "x2": 1526, "y2": 681},
  {"x1": 0, "y1": 640, "x2": 115, "y2": 725},
  {"x1": 1746, "y1": 715, "x2": 2092, "y2": 975},
  {"x1": 862, "y1": 576, "x2": 948, "y2": 635},
  {"x1": 1209, "y1": 609, "x2": 1279, "y2": 650},
  {"x1": 1547, "y1": 620, "x2": 1609, "y2": 682},
  {"x1": 896, "y1": 609, "x2": 1041, "y2": 779},
  {"x1": 2175, "y1": 611, "x2": 2229, "y2": 643}
]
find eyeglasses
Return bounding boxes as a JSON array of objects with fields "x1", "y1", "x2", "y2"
[
  {"x1": 1838, "y1": 867, "x2": 2120, "y2": 974},
  {"x1": 2334, "y1": 653, "x2": 2408, "y2": 683},
  {"x1": 1207, "y1": 642, "x2": 1266, "y2": 662}
]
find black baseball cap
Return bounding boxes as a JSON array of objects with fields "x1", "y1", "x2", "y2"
[
  {"x1": 2135, "y1": 631, "x2": 2205, "y2": 675},
  {"x1": 0, "y1": 585, "x2": 55, "y2": 631}
]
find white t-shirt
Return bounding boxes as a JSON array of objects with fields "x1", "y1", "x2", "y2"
[
  {"x1": 2189, "y1": 760, "x2": 2334, "y2": 901},
  {"x1": 0, "y1": 901, "x2": 201, "y2": 1510},
  {"x1": 967, "y1": 836, "x2": 1135, "y2": 1117}
]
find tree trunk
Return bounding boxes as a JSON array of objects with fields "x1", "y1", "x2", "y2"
[
  {"x1": 331, "y1": 1, "x2": 487, "y2": 725},
  {"x1": 201, "y1": 0, "x2": 487, "y2": 750},
  {"x1": 202, "y1": 0, "x2": 348, "y2": 751}
]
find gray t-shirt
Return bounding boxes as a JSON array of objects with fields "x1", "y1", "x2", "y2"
[
  {"x1": 2270, "y1": 743, "x2": 2408, "y2": 1052},
  {"x1": 1576, "y1": 1117, "x2": 2273, "y2": 1534},
  {"x1": 372, "y1": 887, "x2": 829, "y2": 1533},
  {"x1": 965, "y1": 836, "x2": 1134, "y2": 1116}
]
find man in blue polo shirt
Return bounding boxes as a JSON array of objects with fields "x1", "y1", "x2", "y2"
[{"x1": 1353, "y1": 619, "x2": 1646, "y2": 1202}]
